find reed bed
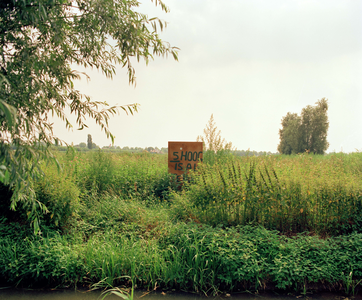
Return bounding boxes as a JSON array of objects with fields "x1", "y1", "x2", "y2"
[
  {"x1": 58, "y1": 150, "x2": 175, "y2": 201},
  {"x1": 1, "y1": 150, "x2": 362, "y2": 294},
  {"x1": 15, "y1": 150, "x2": 362, "y2": 236},
  {"x1": 182, "y1": 153, "x2": 362, "y2": 235}
]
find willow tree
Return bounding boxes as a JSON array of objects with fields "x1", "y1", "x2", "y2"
[
  {"x1": 278, "y1": 98, "x2": 329, "y2": 155},
  {"x1": 0, "y1": 0, "x2": 178, "y2": 231}
]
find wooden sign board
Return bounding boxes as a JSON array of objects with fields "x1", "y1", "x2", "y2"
[{"x1": 168, "y1": 141, "x2": 203, "y2": 176}]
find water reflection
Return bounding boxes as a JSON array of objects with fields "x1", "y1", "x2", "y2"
[{"x1": 0, "y1": 289, "x2": 359, "y2": 300}]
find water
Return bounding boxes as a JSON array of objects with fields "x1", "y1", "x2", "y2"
[{"x1": 0, "y1": 289, "x2": 359, "y2": 300}]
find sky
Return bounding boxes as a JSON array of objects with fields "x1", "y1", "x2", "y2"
[{"x1": 53, "y1": 0, "x2": 362, "y2": 153}]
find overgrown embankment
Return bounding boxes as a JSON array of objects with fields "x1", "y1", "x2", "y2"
[{"x1": 1, "y1": 151, "x2": 362, "y2": 295}]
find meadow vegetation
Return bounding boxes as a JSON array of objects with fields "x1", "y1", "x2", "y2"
[{"x1": 1, "y1": 150, "x2": 362, "y2": 295}]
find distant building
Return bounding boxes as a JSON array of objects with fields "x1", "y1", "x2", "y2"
[{"x1": 149, "y1": 148, "x2": 162, "y2": 154}]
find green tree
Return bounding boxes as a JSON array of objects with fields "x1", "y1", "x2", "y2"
[
  {"x1": 299, "y1": 98, "x2": 329, "y2": 154},
  {"x1": 160, "y1": 147, "x2": 168, "y2": 153},
  {"x1": 278, "y1": 98, "x2": 329, "y2": 154},
  {"x1": 277, "y1": 112, "x2": 301, "y2": 155},
  {"x1": 0, "y1": 0, "x2": 178, "y2": 231},
  {"x1": 87, "y1": 134, "x2": 93, "y2": 150}
]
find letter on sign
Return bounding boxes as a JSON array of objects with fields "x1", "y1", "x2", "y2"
[{"x1": 168, "y1": 142, "x2": 203, "y2": 175}]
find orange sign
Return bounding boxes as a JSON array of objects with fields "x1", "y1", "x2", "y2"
[{"x1": 168, "y1": 141, "x2": 203, "y2": 175}]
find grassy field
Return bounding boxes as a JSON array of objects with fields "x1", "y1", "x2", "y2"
[{"x1": 1, "y1": 150, "x2": 362, "y2": 295}]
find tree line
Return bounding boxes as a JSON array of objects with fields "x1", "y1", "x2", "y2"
[
  {"x1": 278, "y1": 98, "x2": 329, "y2": 155},
  {"x1": 51, "y1": 142, "x2": 169, "y2": 154}
]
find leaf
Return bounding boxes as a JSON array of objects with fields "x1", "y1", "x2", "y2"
[
  {"x1": 0, "y1": 99, "x2": 17, "y2": 129},
  {"x1": 101, "y1": 287, "x2": 132, "y2": 300},
  {"x1": 0, "y1": 165, "x2": 6, "y2": 183},
  {"x1": 109, "y1": 291, "x2": 130, "y2": 300}
]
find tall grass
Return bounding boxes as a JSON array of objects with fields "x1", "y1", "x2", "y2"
[
  {"x1": 179, "y1": 153, "x2": 362, "y2": 235},
  {"x1": 33, "y1": 150, "x2": 362, "y2": 235},
  {"x1": 60, "y1": 151, "x2": 177, "y2": 202},
  {"x1": 2, "y1": 150, "x2": 362, "y2": 294},
  {"x1": 4, "y1": 150, "x2": 361, "y2": 235}
]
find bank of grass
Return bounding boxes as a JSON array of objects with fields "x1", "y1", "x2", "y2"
[
  {"x1": 2, "y1": 219, "x2": 362, "y2": 295},
  {"x1": 180, "y1": 152, "x2": 362, "y2": 236},
  {"x1": 1, "y1": 150, "x2": 362, "y2": 295}
]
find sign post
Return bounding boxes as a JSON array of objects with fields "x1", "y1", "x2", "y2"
[{"x1": 168, "y1": 141, "x2": 203, "y2": 176}]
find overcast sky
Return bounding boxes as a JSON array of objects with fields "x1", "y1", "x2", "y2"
[{"x1": 53, "y1": 0, "x2": 362, "y2": 153}]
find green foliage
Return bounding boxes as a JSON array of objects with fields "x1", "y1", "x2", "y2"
[
  {"x1": 33, "y1": 164, "x2": 79, "y2": 229},
  {"x1": 0, "y1": 233, "x2": 85, "y2": 287},
  {"x1": 87, "y1": 134, "x2": 93, "y2": 150},
  {"x1": 79, "y1": 150, "x2": 116, "y2": 194},
  {"x1": 0, "y1": 161, "x2": 79, "y2": 231},
  {"x1": 6, "y1": 150, "x2": 360, "y2": 237},
  {"x1": 0, "y1": 0, "x2": 178, "y2": 232},
  {"x1": 99, "y1": 283, "x2": 134, "y2": 300},
  {"x1": 47, "y1": 150, "x2": 362, "y2": 236},
  {"x1": 179, "y1": 153, "x2": 362, "y2": 236},
  {"x1": 202, "y1": 149, "x2": 234, "y2": 166},
  {"x1": 71, "y1": 151, "x2": 177, "y2": 202},
  {"x1": 71, "y1": 192, "x2": 171, "y2": 239},
  {"x1": 278, "y1": 98, "x2": 329, "y2": 154},
  {"x1": 4, "y1": 221, "x2": 362, "y2": 294},
  {"x1": 1, "y1": 151, "x2": 362, "y2": 294},
  {"x1": 277, "y1": 112, "x2": 301, "y2": 154}
]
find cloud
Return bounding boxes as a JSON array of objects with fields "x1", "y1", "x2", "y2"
[
  {"x1": 52, "y1": 0, "x2": 362, "y2": 152},
  {"x1": 156, "y1": 0, "x2": 361, "y2": 68}
]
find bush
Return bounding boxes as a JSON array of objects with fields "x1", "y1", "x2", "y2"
[
  {"x1": 77, "y1": 150, "x2": 116, "y2": 194},
  {"x1": 33, "y1": 164, "x2": 80, "y2": 229}
]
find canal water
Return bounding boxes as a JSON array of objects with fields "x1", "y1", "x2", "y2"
[{"x1": 0, "y1": 289, "x2": 359, "y2": 300}]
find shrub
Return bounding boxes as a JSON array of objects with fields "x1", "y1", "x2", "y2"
[{"x1": 33, "y1": 164, "x2": 80, "y2": 229}]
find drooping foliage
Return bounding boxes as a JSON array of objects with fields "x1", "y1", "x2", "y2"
[
  {"x1": 0, "y1": 0, "x2": 178, "y2": 231},
  {"x1": 278, "y1": 98, "x2": 329, "y2": 154}
]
